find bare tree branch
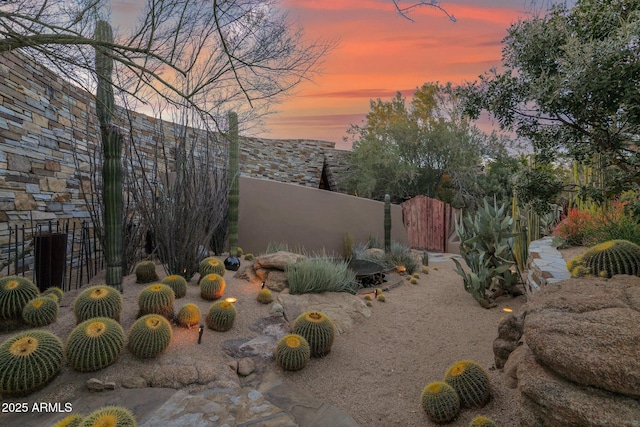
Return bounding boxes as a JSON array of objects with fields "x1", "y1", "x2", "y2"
[{"x1": 392, "y1": 0, "x2": 456, "y2": 22}]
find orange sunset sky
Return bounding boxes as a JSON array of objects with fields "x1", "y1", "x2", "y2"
[{"x1": 256, "y1": 0, "x2": 561, "y2": 150}]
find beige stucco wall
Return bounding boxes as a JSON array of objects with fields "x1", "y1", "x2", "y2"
[{"x1": 238, "y1": 176, "x2": 409, "y2": 255}]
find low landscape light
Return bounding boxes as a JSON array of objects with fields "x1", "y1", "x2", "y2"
[
  {"x1": 198, "y1": 324, "x2": 204, "y2": 344},
  {"x1": 225, "y1": 297, "x2": 237, "y2": 304},
  {"x1": 502, "y1": 307, "x2": 513, "y2": 313}
]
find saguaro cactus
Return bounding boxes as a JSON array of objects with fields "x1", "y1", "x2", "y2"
[
  {"x1": 224, "y1": 111, "x2": 241, "y2": 271},
  {"x1": 384, "y1": 194, "x2": 391, "y2": 253},
  {"x1": 95, "y1": 20, "x2": 123, "y2": 292}
]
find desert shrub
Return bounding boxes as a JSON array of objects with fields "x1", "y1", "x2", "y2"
[
  {"x1": 583, "y1": 200, "x2": 640, "y2": 246},
  {"x1": 388, "y1": 242, "x2": 419, "y2": 274},
  {"x1": 553, "y1": 208, "x2": 596, "y2": 246},
  {"x1": 265, "y1": 241, "x2": 289, "y2": 254},
  {"x1": 286, "y1": 256, "x2": 359, "y2": 295}
]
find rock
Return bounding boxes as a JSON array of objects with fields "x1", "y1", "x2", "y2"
[
  {"x1": 121, "y1": 376, "x2": 148, "y2": 389},
  {"x1": 363, "y1": 248, "x2": 385, "y2": 258},
  {"x1": 277, "y1": 290, "x2": 371, "y2": 334},
  {"x1": 237, "y1": 358, "x2": 256, "y2": 376},
  {"x1": 255, "y1": 251, "x2": 306, "y2": 270},
  {"x1": 249, "y1": 315, "x2": 290, "y2": 338},
  {"x1": 503, "y1": 344, "x2": 526, "y2": 389},
  {"x1": 493, "y1": 311, "x2": 525, "y2": 369},
  {"x1": 265, "y1": 270, "x2": 288, "y2": 291},
  {"x1": 228, "y1": 359, "x2": 239, "y2": 372},
  {"x1": 269, "y1": 303, "x2": 284, "y2": 315},
  {"x1": 517, "y1": 347, "x2": 640, "y2": 427},
  {"x1": 104, "y1": 382, "x2": 116, "y2": 390},
  {"x1": 86, "y1": 378, "x2": 105, "y2": 392},
  {"x1": 524, "y1": 276, "x2": 640, "y2": 396}
]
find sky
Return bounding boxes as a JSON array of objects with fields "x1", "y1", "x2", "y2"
[
  {"x1": 254, "y1": 0, "x2": 548, "y2": 150},
  {"x1": 109, "y1": 1, "x2": 567, "y2": 150}
]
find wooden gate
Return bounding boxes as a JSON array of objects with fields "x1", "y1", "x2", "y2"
[{"x1": 401, "y1": 195, "x2": 458, "y2": 252}]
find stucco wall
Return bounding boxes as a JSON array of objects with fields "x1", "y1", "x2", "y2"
[{"x1": 237, "y1": 176, "x2": 409, "y2": 255}]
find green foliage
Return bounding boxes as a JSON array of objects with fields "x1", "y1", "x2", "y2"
[
  {"x1": 420, "y1": 381, "x2": 461, "y2": 424},
  {"x1": 452, "y1": 199, "x2": 518, "y2": 308},
  {"x1": 0, "y1": 276, "x2": 39, "y2": 320},
  {"x1": 286, "y1": 256, "x2": 359, "y2": 295},
  {"x1": 292, "y1": 311, "x2": 336, "y2": 357},
  {"x1": 421, "y1": 251, "x2": 429, "y2": 266},
  {"x1": 80, "y1": 406, "x2": 137, "y2": 427},
  {"x1": 73, "y1": 285, "x2": 123, "y2": 324},
  {"x1": 176, "y1": 303, "x2": 201, "y2": 328},
  {"x1": 128, "y1": 314, "x2": 172, "y2": 359},
  {"x1": 460, "y1": 1, "x2": 640, "y2": 193},
  {"x1": 276, "y1": 334, "x2": 311, "y2": 371},
  {"x1": 66, "y1": 317, "x2": 125, "y2": 372},
  {"x1": 570, "y1": 240, "x2": 640, "y2": 278},
  {"x1": 206, "y1": 300, "x2": 236, "y2": 331},
  {"x1": 469, "y1": 415, "x2": 497, "y2": 427},
  {"x1": 42, "y1": 286, "x2": 64, "y2": 302},
  {"x1": 443, "y1": 360, "x2": 491, "y2": 408},
  {"x1": 134, "y1": 261, "x2": 159, "y2": 284},
  {"x1": 53, "y1": 414, "x2": 84, "y2": 427},
  {"x1": 161, "y1": 275, "x2": 188, "y2": 299},
  {"x1": 22, "y1": 297, "x2": 58, "y2": 327},
  {"x1": 344, "y1": 83, "x2": 491, "y2": 205},
  {"x1": 200, "y1": 274, "x2": 226, "y2": 301},
  {"x1": 343, "y1": 233, "x2": 354, "y2": 260},
  {"x1": 198, "y1": 257, "x2": 226, "y2": 278},
  {"x1": 0, "y1": 330, "x2": 64, "y2": 397},
  {"x1": 256, "y1": 288, "x2": 273, "y2": 304},
  {"x1": 265, "y1": 242, "x2": 289, "y2": 253},
  {"x1": 137, "y1": 284, "x2": 175, "y2": 319}
]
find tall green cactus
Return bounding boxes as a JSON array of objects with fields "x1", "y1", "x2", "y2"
[
  {"x1": 95, "y1": 20, "x2": 123, "y2": 292},
  {"x1": 228, "y1": 111, "x2": 239, "y2": 257},
  {"x1": 384, "y1": 194, "x2": 391, "y2": 253}
]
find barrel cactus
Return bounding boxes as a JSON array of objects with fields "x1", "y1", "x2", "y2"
[
  {"x1": 176, "y1": 303, "x2": 201, "y2": 328},
  {"x1": 469, "y1": 415, "x2": 497, "y2": 427},
  {"x1": 73, "y1": 285, "x2": 123, "y2": 324},
  {"x1": 206, "y1": 300, "x2": 236, "y2": 331},
  {"x1": 66, "y1": 317, "x2": 125, "y2": 372},
  {"x1": 256, "y1": 288, "x2": 273, "y2": 304},
  {"x1": 161, "y1": 275, "x2": 188, "y2": 298},
  {"x1": 276, "y1": 334, "x2": 311, "y2": 371},
  {"x1": 292, "y1": 311, "x2": 336, "y2": 357},
  {"x1": 22, "y1": 296, "x2": 59, "y2": 327},
  {"x1": 244, "y1": 253, "x2": 254, "y2": 261},
  {"x1": 199, "y1": 257, "x2": 226, "y2": 278},
  {"x1": 53, "y1": 414, "x2": 84, "y2": 427},
  {"x1": 443, "y1": 360, "x2": 491, "y2": 408},
  {"x1": 137, "y1": 284, "x2": 175, "y2": 319},
  {"x1": 0, "y1": 275, "x2": 39, "y2": 320},
  {"x1": 134, "y1": 260, "x2": 159, "y2": 284},
  {"x1": 0, "y1": 330, "x2": 64, "y2": 397},
  {"x1": 128, "y1": 314, "x2": 172, "y2": 359},
  {"x1": 42, "y1": 286, "x2": 64, "y2": 302},
  {"x1": 200, "y1": 274, "x2": 226, "y2": 301},
  {"x1": 420, "y1": 381, "x2": 461, "y2": 424},
  {"x1": 80, "y1": 406, "x2": 136, "y2": 427},
  {"x1": 574, "y1": 240, "x2": 640, "y2": 278}
]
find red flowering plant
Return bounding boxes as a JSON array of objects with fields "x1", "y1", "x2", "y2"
[{"x1": 553, "y1": 208, "x2": 596, "y2": 246}]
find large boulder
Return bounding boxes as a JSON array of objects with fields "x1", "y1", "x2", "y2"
[
  {"x1": 277, "y1": 290, "x2": 371, "y2": 334},
  {"x1": 518, "y1": 347, "x2": 640, "y2": 427},
  {"x1": 524, "y1": 276, "x2": 640, "y2": 397},
  {"x1": 254, "y1": 251, "x2": 306, "y2": 271}
]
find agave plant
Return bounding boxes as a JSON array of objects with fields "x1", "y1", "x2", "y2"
[{"x1": 452, "y1": 199, "x2": 519, "y2": 308}]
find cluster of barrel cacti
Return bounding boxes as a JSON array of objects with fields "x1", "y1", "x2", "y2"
[
  {"x1": 568, "y1": 239, "x2": 640, "y2": 278},
  {"x1": 291, "y1": 311, "x2": 336, "y2": 357},
  {"x1": 206, "y1": 300, "x2": 236, "y2": 331},
  {"x1": 128, "y1": 314, "x2": 172, "y2": 359},
  {"x1": 42, "y1": 286, "x2": 64, "y2": 302},
  {"x1": 200, "y1": 274, "x2": 226, "y2": 300},
  {"x1": 66, "y1": 317, "x2": 125, "y2": 372},
  {"x1": 420, "y1": 359, "x2": 492, "y2": 424},
  {"x1": 161, "y1": 274, "x2": 188, "y2": 298},
  {"x1": 53, "y1": 414, "x2": 84, "y2": 427},
  {"x1": 137, "y1": 284, "x2": 175, "y2": 319},
  {"x1": 135, "y1": 260, "x2": 159, "y2": 284},
  {"x1": 73, "y1": 285, "x2": 123, "y2": 324},
  {"x1": 53, "y1": 405, "x2": 137, "y2": 427},
  {"x1": 0, "y1": 330, "x2": 64, "y2": 397}
]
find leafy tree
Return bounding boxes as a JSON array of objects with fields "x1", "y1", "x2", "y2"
[
  {"x1": 344, "y1": 83, "x2": 503, "y2": 207},
  {"x1": 460, "y1": 0, "x2": 640, "y2": 199}
]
